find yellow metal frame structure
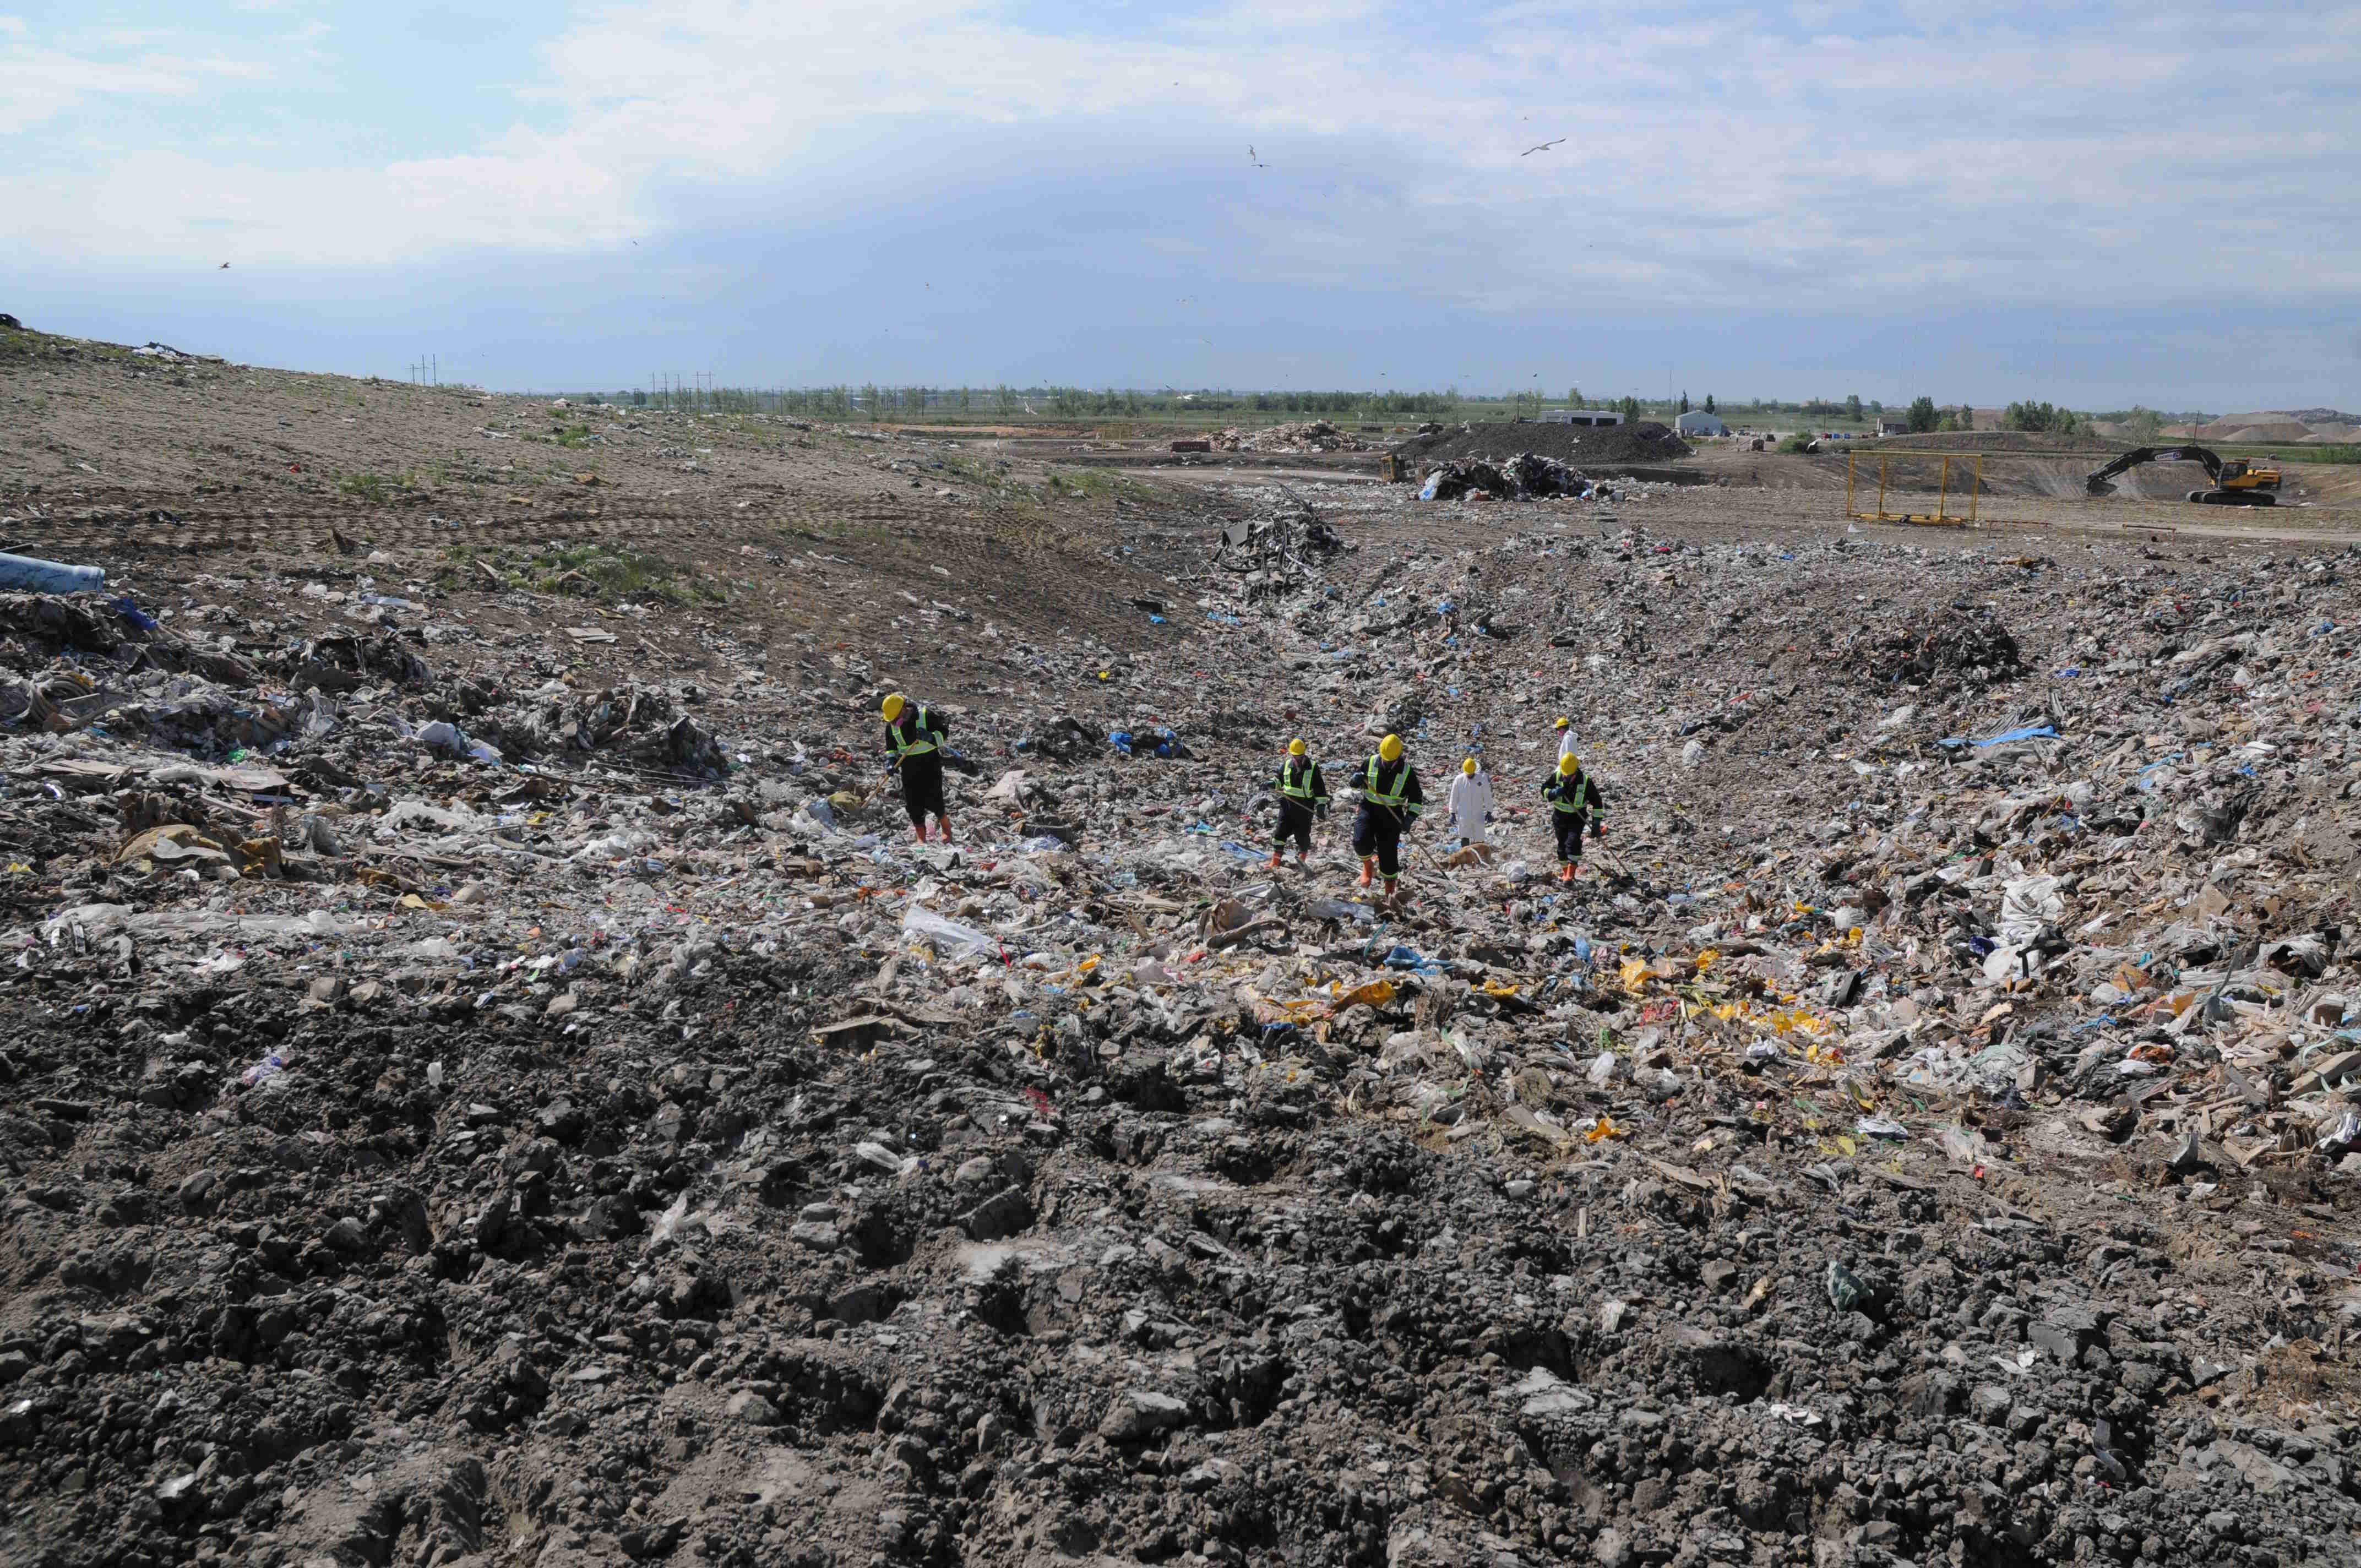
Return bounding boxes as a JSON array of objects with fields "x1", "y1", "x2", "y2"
[{"x1": 1846, "y1": 450, "x2": 1983, "y2": 525}]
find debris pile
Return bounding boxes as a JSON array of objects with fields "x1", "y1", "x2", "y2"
[
  {"x1": 1214, "y1": 420, "x2": 1366, "y2": 454},
  {"x1": 1210, "y1": 494, "x2": 1351, "y2": 600},
  {"x1": 1396, "y1": 418, "x2": 1694, "y2": 469},
  {"x1": 1416, "y1": 452, "x2": 1593, "y2": 502},
  {"x1": 1841, "y1": 603, "x2": 2028, "y2": 691}
]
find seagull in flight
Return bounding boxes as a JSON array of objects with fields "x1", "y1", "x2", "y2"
[
  {"x1": 1521, "y1": 138, "x2": 1566, "y2": 156},
  {"x1": 1248, "y1": 145, "x2": 1269, "y2": 168}
]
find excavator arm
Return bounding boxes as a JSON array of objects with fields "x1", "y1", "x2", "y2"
[{"x1": 2085, "y1": 445, "x2": 2224, "y2": 496}]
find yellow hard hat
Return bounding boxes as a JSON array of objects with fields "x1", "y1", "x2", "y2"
[
  {"x1": 1461, "y1": 757, "x2": 1477, "y2": 776},
  {"x1": 880, "y1": 693, "x2": 906, "y2": 722},
  {"x1": 1553, "y1": 716, "x2": 1570, "y2": 731},
  {"x1": 1558, "y1": 753, "x2": 1579, "y2": 775},
  {"x1": 1378, "y1": 734, "x2": 1403, "y2": 762},
  {"x1": 1288, "y1": 738, "x2": 1306, "y2": 756}
]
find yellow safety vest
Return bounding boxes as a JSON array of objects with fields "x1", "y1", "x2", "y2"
[
  {"x1": 888, "y1": 706, "x2": 939, "y2": 761},
  {"x1": 1364, "y1": 756, "x2": 1409, "y2": 808},
  {"x1": 1550, "y1": 769, "x2": 1598, "y2": 816},
  {"x1": 1278, "y1": 759, "x2": 1320, "y2": 801}
]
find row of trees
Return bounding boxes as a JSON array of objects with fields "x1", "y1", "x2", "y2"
[{"x1": 567, "y1": 382, "x2": 2112, "y2": 438}]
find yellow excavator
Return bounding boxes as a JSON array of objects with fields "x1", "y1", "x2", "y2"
[{"x1": 2085, "y1": 445, "x2": 2282, "y2": 506}]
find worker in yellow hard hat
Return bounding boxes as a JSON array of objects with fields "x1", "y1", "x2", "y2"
[
  {"x1": 1554, "y1": 715, "x2": 1578, "y2": 765},
  {"x1": 880, "y1": 692, "x2": 955, "y2": 843},
  {"x1": 1445, "y1": 755, "x2": 1493, "y2": 850},
  {"x1": 1542, "y1": 751, "x2": 1605, "y2": 883},
  {"x1": 1352, "y1": 733, "x2": 1424, "y2": 906},
  {"x1": 1268, "y1": 738, "x2": 1330, "y2": 870}
]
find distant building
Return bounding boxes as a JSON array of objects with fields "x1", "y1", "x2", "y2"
[
  {"x1": 1672, "y1": 410, "x2": 1727, "y2": 437},
  {"x1": 1536, "y1": 408, "x2": 1624, "y2": 426},
  {"x1": 1875, "y1": 415, "x2": 1910, "y2": 435}
]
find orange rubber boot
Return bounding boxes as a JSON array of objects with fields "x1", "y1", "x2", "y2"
[{"x1": 1358, "y1": 859, "x2": 1374, "y2": 888}]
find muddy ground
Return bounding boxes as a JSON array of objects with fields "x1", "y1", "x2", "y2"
[{"x1": 1, "y1": 324, "x2": 2359, "y2": 1568}]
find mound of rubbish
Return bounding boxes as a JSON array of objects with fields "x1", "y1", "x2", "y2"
[
  {"x1": 1211, "y1": 492, "x2": 1352, "y2": 598},
  {"x1": 1840, "y1": 605, "x2": 2026, "y2": 690},
  {"x1": 1393, "y1": 418, "x2": 1690, "y2": 467},
  {"x1": 1213, "y1": 420, "x2": 1366, "y2": 454},
  {"x1": 1415, "y1": 452, "x2": 1594, "y2": 502}
]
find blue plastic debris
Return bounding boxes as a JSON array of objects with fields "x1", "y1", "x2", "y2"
[
  {"x1": 1938, "y1": 725, "x2": 2061, "y2": 749},
  {"x1": 114, "y1": 597, "x2": 159, "y2": 631}
]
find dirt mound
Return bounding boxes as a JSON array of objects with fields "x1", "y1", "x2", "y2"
[
  {"x1": 1865, "y1": 431, "x2": 2112, "y2": 453},
  {"x1": 1392, "y1": 419, "x2": 1690, "y2": 467},
  {"x1": 2201, "y1": 413, "x2": 2319, "y2": 442}
]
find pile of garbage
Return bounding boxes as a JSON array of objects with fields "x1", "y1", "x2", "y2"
[
  {"x1": 1396, "y1": 418, "x2": 1694, "y2": 469},
  {"x1": 1209, "y1": 493, "x2": 1351, "y2": 601},
  {"x1": 1416, "y1": 452, "x2": 1593, "y2": 502},
  {"x1": 1840, "y1": 603, "x2": 2028, "y2": 691},
  {"x1": 1213, "y1": 420, "x2": 1367, "y2": 454}
]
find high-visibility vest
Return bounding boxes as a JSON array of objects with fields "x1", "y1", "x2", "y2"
[
  {"x1": 1278, "y1": 759, "x2": 1320, "y2": 801},
  {"x1": 888, "y1": 707, "x2": 939, "y2": 761},
  {"x1": 1549, "y1": 770, "x2": 1595, "y2": 815},
  {"x1": 1364, "y1": 756, "x2": 1409, "y2": 808}
]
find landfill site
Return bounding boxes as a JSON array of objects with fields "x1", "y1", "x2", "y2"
[{"x1": 5, "y1": 322, "x2": 2361, "y2": 1568}]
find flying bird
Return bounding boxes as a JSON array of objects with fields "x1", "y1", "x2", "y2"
[
  {"x1": 1248, "y1": 145, "x2": 1269, "y2": 168},
  {"x1": 219, "y1": 262, "x2": 230, "y2": 269},
  {"x1": 1521, "y1": 138, "x2": 1565, "y2": 157}
]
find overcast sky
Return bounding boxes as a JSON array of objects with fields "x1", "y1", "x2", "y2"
[{"x1": 7, "y1": 1, "x2": 2359, "y2": 410}]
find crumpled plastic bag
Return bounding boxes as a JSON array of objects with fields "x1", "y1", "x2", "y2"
[
  {"x1": 1998, "y1": 875, "x2": 2065, "y2": 944},
  {"x1": 902, "y1": 906, "x2": 999, "y2": 961}
]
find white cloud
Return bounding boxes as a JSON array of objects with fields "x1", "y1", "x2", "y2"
[
  {"x1": 0, "y1": 30, "x2": 275, "y2": 134},
  {"x1": 3, "y1": 0, "x2": 2359, "y2": 312}
]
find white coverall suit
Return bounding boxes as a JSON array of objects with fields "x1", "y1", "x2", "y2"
[{"x1": 1445, "y1": 770, "x2": 1495, "y2": 847}]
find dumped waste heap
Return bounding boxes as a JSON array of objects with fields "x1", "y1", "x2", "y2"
[
  {"x1": 1394, "y1": 419, "x2": 1694, "y2": 469},
  {"x1": 0, "y1": 401, "x2": 2358, "y2": 1568},
  {"x1": 1416, "y1": 453, "x2": 1593, "y2": 502},
  {"x1": 1839, "y1": 603, "x2": 2029, "y2": 692},
  {"x1": 1214, "y1": 420, "x2": 1367, "y2": 454}
]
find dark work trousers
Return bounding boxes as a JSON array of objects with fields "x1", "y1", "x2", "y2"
[
  {"x1": 899, "y1": 754, "x2": 948, "y2": 826},
  {"x1": 1352, "y1": 804, "x2": 1404, "y2": 883},
  {"x1": 1553, "y1": 811, "x2": 1586, "y2": 866},
  {"x1": 1275, "y1": 799, "x2": 1315, "y2": 854}
]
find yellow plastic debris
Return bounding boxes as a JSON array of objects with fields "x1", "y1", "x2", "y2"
[{"x1": 1328, "y1": 979, "x2": 1395, "y2": 1014}]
